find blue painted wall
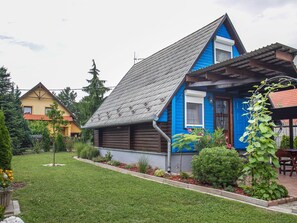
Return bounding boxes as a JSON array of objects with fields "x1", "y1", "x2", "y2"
[
  {"x1": 158, "y1": 108, "x2": 168, "y2": 122},
  {"x1": 170, "y1": 22, "x2": 247, "y2": 152}
]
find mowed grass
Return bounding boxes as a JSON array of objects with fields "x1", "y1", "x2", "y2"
[{"x1": 12, "y1": 153, "x2": 297, "y2": 223}]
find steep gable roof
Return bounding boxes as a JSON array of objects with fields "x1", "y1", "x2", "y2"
[
  {"x1": 20, "y1": 82, "x2": 77, "y2": 119},
  {"x1": 85, "y1": 14, "x2": 243, "y2": 128}
]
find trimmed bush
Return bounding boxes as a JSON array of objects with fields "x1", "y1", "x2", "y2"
[
  {"x1": 0, "y1": 110, "x2": 12, "y2": 170},
  {"x1": 192, "y1": 147, "x2": 243, "y2": 187}
]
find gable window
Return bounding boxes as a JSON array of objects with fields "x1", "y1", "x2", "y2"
[
  {"x1": 214, "y1": 36, "x2": 235, "y2": 63},
  {"x1": 23, "y1": 106, "x2": 32, "y2": 114},
  {"x1": 45, "y1": 107, "x2": 52, "y2": 115},
  {"x1": 185, "y1": 90, "x2": 206, "y2": 127}
]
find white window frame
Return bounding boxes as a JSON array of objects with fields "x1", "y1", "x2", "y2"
[
  {"x1": 23, "y1": 106, "x2": 32, "y2": 114},
  {"x1": 214, "y1": 36, "x2": 235, "y2": 64},
  {"x1": 184, "y1": 90, "x2": 206, "y2": 128}
]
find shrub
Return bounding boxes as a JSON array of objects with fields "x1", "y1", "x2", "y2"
[
  {"x1": 74, "y1": 142, "x2": 85, "y2": 157},
  {"x1": 80, "y1": 147, "x2": 89, "y2": 159},
  {"x1": 42, "y1": 129, "x2": 51, "y2": 152},
  {"x1": 0, "y1": 110, "x2": 12, "y2": 170},
  {"x1": 65, "y1": 137, "x2": 74, "y2": 152},
  {"x1": 92, "y1": 156, "x2": 107, "y2": 162},
  {"x1": 154, "y1": 169, "x2": 165, "y2": 177},
  {"x1": 192, "y1": 147, "x2": 243, "y2": 187},
  {"x1": 243, "y1": 183, "x2": 288, "y2": 201},
  {"x1": 180, "y1": 172, "x2": 190, "y2": 180},
  {"x1": 294, "y1": 136, "x2": 297, "y2": 148},
  {"x1": 138, "y1": 156, "x2": 149, "y2": 173},
  {"x1": 105, "y1": 151, "x2": 113, "y2": 162},
  {"x1": 280, "y1": 135, "x2": 290, "y2": 149},
  {"x1": 87, "y1": 146, "x2": 99, "y2": 159},
  {"x1": 54, "y1": 134, "x2": 66, "y2": 152},
  {"x1": 32, "y1": 140, "x2": 42, "y2": 154},
  {"x1": 107, "y1": 160, "x2": 120, "y2": 166}
]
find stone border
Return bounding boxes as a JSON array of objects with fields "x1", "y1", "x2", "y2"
[{"x1": 74, "y1": 157, "x2": 297, "y2": 208}]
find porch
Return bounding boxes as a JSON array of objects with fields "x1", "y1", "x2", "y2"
[{"x1": 278, "y1": 173, "x2": 297, "y2": 196}]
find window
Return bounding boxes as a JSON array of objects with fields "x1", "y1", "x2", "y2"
[
  {"x1": 185, "y1": 90, "x2": 206, "y2": 127},
  {"x1": 214, "y1": 36, "x2": 234, "y2": 63},
  {"x1": 45, "y1": 107, "x2": 52, "y2": 115},
  {"x1": 23, "y1": 106, "x2": 32, "y2": 114}
]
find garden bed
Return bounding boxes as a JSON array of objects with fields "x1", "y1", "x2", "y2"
[{"x1": 74, "y1": 156, "x2": 297, "y2": 207}]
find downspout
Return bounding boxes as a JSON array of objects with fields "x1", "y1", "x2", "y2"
[{"x1": 153, "y1": 119, "x2": 171, "y2": 173}]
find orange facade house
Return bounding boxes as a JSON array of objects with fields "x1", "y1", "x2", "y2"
[{"x1": 20, "y1": 82, "x2": 81, "y2": 137}]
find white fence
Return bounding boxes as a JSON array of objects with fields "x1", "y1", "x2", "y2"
[{"x1": 274, "y1": 125, "x2": 297, "y2": 148}]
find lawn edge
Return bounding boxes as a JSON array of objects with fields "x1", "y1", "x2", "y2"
[{"x1": 74, "y1": 156, "x2": 297, "y2": 215}]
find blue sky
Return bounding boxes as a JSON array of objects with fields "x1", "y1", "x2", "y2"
[{"x1": 0, "y1": 0, "x2": 296, "y2": 99}]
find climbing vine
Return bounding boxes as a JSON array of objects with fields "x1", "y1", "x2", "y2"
[{"x1": 240, "y1": 77, "x2": 294, "y2": 200}]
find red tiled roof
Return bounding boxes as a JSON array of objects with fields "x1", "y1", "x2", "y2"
[
  {"x1": 24, "y1": 114, "x2": 73, "y2": 122},
  {"x1": 270, "y1": 89, "x2": 297, "y2": 125},
  {"x1": 270, "y1": 89, "x2": 297, "y2": 108}
]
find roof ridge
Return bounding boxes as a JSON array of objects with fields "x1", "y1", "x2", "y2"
[{"x1": 132, "y1": 14, "x2": 227, "y2": 69}]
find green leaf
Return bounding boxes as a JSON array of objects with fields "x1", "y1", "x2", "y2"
[{"x1": 259, "y1": 123, "x2": 268, "y2": 133}]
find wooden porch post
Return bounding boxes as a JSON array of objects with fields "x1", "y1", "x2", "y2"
[{"x1": 289, "y1": 118, "x2": 294, "y2": 148}]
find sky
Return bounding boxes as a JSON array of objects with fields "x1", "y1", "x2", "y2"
[{"x1": 0, "y1": 0, "x2": 297, "y2": 100}]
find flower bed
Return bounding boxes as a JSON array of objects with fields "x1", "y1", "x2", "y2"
[{"x1": 74, "y1": 156, "x2": 297, "y2": 207}]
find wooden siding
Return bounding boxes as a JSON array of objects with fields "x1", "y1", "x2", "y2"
[
  {"x1": 94, "y1": 122, "x2": 170, "y2": 153},
  {"x1": 101, "y1": 126, "x2": 130, "y2": 149},
  {"x1": 131, "y1": 123, "x2": 161, "y2": 152}
]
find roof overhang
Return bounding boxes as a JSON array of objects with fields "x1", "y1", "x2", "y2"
[{"x1": 186, "y1": 43, "x2": 297, "y2": 95}]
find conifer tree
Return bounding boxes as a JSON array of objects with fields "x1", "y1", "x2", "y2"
[
  {"x1": 0, "y1": 110, "x2": 12, "y2": 170},
  {"x1": 0, "y1": 66, "x2": 31, "y2": 154}
]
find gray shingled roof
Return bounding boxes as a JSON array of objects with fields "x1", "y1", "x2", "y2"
[{"x1": 84, "y1": 15, "x2": 227, "y2": 129}]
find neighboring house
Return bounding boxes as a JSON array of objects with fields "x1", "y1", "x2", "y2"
[
  {"x1": 21, "y1": 82, "x2": 81, "y2": 137},
  {"x1": 84, "y1": 14, "x2": 297, "y2": 172}
]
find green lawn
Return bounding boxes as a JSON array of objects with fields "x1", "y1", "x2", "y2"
[{"x1": 12, "y1": 152, "x2": 297, "y2": 223}]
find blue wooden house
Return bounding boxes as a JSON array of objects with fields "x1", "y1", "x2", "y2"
[{"x1": 84, "y1": 14, "x2": 297, "y2": 172}]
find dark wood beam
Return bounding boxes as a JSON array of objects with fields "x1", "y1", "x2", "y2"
[
  {"x1": 275, "y1": 50, "x2": 294, "y2": 62},
  {"x1": 249, "y1": 59, "x2": 293, "y2": 74},
  {"x1": 185, "y1": 76, "x2": 200, "y2": 83},
  {"x1": 224, "y1": 67, "x2": 260, "y2": 79},
  {"x1": 205, "y1": 72, "x2": 223, "y2": 81}
]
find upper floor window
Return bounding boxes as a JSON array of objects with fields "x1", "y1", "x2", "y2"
[
  {"x1": 23, "y1": 106, "x2": 32, "y2": 114},
  {"x1": 185, "y1": 90, "x2": 206, "y2": 127},
  {"x1": 214, "y1": 36, "x2": 235, "y2": 63},
  {"x1": 45, "y1": 107, "x2": 52, "y2": 115}
]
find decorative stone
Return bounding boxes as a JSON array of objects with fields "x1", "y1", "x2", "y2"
[{"x1": 0, "y1": 216, "x2": 24, "y2": 223}]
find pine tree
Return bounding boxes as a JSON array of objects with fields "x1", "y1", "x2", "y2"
[
  {"x1": 0, "y1": 66, "x2": 31, "y2": 154},
  {"x1": 77, "y1": 60, "x2": 110, "y2": 141},
  {"x1": 0, "y1": 110, "x2": 12, "y2": 170},
  {"x1": 82, "y1": 59, "x2": 110, "y2": 118},
  {"x1": 57, "y1": 87, "x2": 78, "y2": 115}
]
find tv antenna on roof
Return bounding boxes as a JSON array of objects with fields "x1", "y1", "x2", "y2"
[{"x1": 134, "y1": 52, "x2": 144, "y2": 64}]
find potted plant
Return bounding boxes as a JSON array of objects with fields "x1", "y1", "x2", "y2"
[{"x1": 0, "y1": 169, "x2": 13, "y2": 207}]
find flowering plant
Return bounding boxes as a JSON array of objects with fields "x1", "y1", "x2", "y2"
[{"x1": 0, "y1": 169, "x2": 13, "y2": 190}]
